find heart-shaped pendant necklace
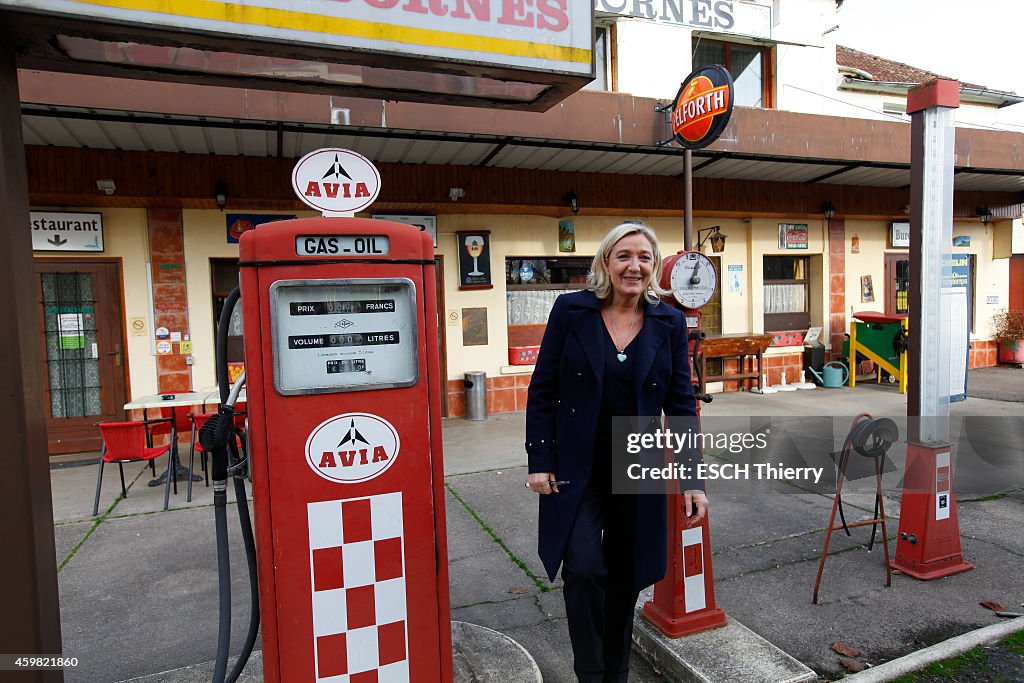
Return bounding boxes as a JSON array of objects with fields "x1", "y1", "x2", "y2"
[{"x1": 609, "y1": 305, "x2": 640, "y2": 362}]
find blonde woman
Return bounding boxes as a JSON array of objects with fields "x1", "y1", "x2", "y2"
[{"x1": 526, "y1": 223, "x2": 707, "y2": 682}]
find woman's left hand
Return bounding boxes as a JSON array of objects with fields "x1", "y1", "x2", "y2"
[{"x1": 683, "y1": 490, "x2": 708, "y2": 524}]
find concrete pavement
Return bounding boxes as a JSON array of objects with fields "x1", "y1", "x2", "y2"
[{"x1": 49, "y1": 368, "x2": 1024, "y2": 681}]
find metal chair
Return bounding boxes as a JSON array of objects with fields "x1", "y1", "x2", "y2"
[
  {"x1": 187, "y1": 412, "x2": 216, "y2": 502},
  {"x1": 93, "y1": 421, "x2": 173, "y2": 516},
  {"x1": 145, "y1": 399, "x2": 195, "y2": 496}
]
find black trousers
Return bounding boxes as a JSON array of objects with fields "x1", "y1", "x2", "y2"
[{"x1": 562, "y1": 478, "x2": 640, "y2": 683}]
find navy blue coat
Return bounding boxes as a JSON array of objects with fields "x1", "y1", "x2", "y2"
[{"x1": 526, "y1": 289, "x2": 702, "y2": 592}]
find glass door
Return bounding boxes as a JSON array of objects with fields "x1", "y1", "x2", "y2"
[{"x1": 35, "y1": 261, "x2": 126, "y2": 454}]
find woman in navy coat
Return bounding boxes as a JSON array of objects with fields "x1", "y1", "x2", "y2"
[{"x1": 526, "y1": 223, "x2": 707, "y2": 682}]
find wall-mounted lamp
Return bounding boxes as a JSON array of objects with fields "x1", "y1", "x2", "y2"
[
  {"x1": 975, "y1": 206, "x2": 993, "y2": 225},
  {"x1": 448, "y1": 187, "x2": 466, "y2": 201},
  {"x1": 822, "y1": 200, "x2": 836, "y2": 220},
  {"x1": 214, "y1": 180, "x2": 229, "y2": 211},
  {"x1": 697, "y1": 225, "x2": 727, "y2": 253},
  {"x1": 96, "y1": 178, "x2": 116, "y2": 195},
  {"x1": 564, "y1": 191, "x2": 580, "y2": 215}
]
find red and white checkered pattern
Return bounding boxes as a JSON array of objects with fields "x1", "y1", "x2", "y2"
[{"x1": 308, "y1": 492, "x2": 409, "y2": 682}]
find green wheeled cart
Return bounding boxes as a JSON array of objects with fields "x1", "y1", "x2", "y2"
[{"x1": 847, "y1": 311, "x2": 909, "y2": 393}]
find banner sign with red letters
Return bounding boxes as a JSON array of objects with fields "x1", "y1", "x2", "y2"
[{"x1": 0, "y1": 0, "x2": 593, "y2": 77}]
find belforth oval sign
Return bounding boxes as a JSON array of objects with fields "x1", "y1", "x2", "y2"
[
  {"x1": 292, "y1": 147, "x2": 382, "y2": 216},
  {"x1": 671, "y1": 65, "x2": 734, "y2": 150}
]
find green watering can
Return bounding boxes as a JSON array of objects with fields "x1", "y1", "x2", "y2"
[{"x1": 807, "y1": 361, "x2": 849, "y2": 388}]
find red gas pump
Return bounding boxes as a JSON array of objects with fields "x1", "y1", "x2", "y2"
[
  {"x1": 642, "y1": 250, "x2": 728, "y2": 637},
  {"x1": 239, "y1": 216, "x2": 453, "y2": 682}
]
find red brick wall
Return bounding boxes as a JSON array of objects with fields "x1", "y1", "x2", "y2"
[
  {"x1": 763, "y1": 354, "x2": 805, "y2": 388},
  {"x1": 441, "y1": 341, "x2": 998, "y2": 415},
  {"x1": 445, "y1": 375, "x2": 532, "y2": 417},
  {"x1": 147, "y1": 208, "x2": 192, "y2": 394},
  {"x1": 828, "y1": 218, "x2": 846, "y2": 360},
  {"x1": 969, "y1": 340, "x2": 997, "y2": 368}
]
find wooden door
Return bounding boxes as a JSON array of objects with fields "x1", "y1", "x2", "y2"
[
  {"x1": 35, "y1": 260, "x2": 127, "y2": 454},
  {"x1": 884, "y1": 253, "x2": 910, "y2": 316}
]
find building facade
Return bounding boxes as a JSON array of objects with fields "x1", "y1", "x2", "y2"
[{"x1": 20, "y1": 0, "x2": 1024, "y2": 453}]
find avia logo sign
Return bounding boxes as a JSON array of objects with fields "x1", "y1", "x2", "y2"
[
  {"x1": 671, "y1": 65, "x2": 734, "y2": 150},
  {"x1": 305, "y1": 413, "x2": 400, "y2": 483},
  {"x1": 291, "y1": 148, "x2": 381, "y2": 216}
]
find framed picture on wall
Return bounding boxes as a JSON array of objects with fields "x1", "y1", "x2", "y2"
[
  {"x1": 778, "y1": 223, "x2": 808, "y2": 250},
  {"x1": 456, "y1": 231, "x2": 493, "y2": 290}
]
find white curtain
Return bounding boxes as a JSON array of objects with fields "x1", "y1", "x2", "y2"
[
  {"x1": 507, "y1": 289, "x2": 583, "y2": 325},
  {"x1": 763, "y1": 283, "x2": 805, "y2": 314}
]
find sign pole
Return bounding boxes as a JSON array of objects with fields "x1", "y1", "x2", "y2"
[
  {"x1": 644, "y1": 64, "x2": 733, "y2": 639},
  {"x1": 0, "y1": 44, "x2": 64, "y2": 681},
  {"x1": 683, "y1": 149, "x2": 693, "y2": 251}
]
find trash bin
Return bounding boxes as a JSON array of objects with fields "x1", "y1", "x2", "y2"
[
  {"x1": 804, "y1": 342, "x2": 825, "y2": 384},
  {"x1": 464, "y1": 371, "x2": 487, "y2": 421}
]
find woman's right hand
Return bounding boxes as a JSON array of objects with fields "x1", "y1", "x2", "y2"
[{"x1": 528, "y1": 472, "x2": 560, "y2": 494}]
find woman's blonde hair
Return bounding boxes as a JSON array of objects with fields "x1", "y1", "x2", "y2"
[{"x1": 587, "y1": 223, "x2": 669, "y2": 304}]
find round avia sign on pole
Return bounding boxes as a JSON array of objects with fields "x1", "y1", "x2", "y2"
[
  {"x1": 292, "y1": 147, "x2": 382, "y2": 217},
  {"x1": 671, "y1": 65, "x2": 734, "y2": 149}
]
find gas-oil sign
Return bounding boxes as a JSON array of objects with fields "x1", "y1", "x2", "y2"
[{"x1": 671, "y1": 64, "x2": 734, "y2": 150}]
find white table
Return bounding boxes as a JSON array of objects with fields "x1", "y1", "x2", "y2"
[
  {"x1": 124, "y1": 390, "x2": 224, "y2": 412},
  {"x1": 122, "y1": 389, "x2": 247, "y2": 492}
]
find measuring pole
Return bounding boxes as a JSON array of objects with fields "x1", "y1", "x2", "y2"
[{"x1": 893, "y1": 78, "x2": 972, "y2": 580}]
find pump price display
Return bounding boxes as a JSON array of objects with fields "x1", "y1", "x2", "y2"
[
  {"x1": 270, "y1": 278, "x2": 418, "y2": 394},
  {"x1": 290, "y1": 300, "x2": 396, "y2": 315},
  {"x1": 288, "y1": 332, "x2": 400, "y2": 349},
  {"x1": 326, "y1": 359, "x2": 366, "y2": 374}
]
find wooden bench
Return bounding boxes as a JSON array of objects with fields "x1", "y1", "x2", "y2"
[{"x1": 697, "y1": 333, "x2": 775, "y2": 395}]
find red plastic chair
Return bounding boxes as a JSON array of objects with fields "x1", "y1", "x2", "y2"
[
  {"x1": 187, "y1": 412, "x2": 217, "y2": 502},
  {"x1": 94, "y1": 421, "x2": 172, "y2": 516}
]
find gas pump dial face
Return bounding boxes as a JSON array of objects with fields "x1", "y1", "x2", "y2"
[
  {"x1": 270, "y1": 278, "x2": 419, "y2": 394},
  {"x1": 670, "y1": 251, "x2": 718, "y2": 309}
]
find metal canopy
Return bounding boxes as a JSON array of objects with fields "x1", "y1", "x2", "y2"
[{"x1": 21, "y1": 104, "x2": 1024, "y2": 193}]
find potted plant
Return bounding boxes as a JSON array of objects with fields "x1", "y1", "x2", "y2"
[{"x1": 992, "y1": 308, "x2": 1024, "y2": 365}]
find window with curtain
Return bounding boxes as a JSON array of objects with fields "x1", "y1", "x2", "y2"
[
  {"x1": 763, "y1": 256, "x2": 809, "y2": 331},
  {"x1": 692, "y1": 38, "x2": 772, "y2": 108}
]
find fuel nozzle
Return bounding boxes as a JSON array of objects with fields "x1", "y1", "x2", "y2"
[{"x1": 199, "y1": 408, "x2": 236, "y2": 483}]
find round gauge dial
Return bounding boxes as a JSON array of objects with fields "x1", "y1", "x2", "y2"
[{"x1": 669, "y1": 251, "x2": 718, "y2": 309}]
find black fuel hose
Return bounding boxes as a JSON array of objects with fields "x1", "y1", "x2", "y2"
[
  {"x1": 217, "y1": 288, "x2": 241, "y2": 406},
  {"x1": 213, "y1": 480, "x2": 231, "y2": 682},
  {"x1": 211, "y1": 285, "x2": 260, "y2": 683},
  {"x1": 226, "y1": 436, "x2": 260, "y2": 683}
]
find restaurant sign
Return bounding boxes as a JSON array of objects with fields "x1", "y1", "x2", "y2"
[
  {"x1": 31, "y1": 211, "x2": 104, "y2": 252},
  {"x1": 0, "y1": 0, "x2": 593, "y2": 77},
  {"x1": 671, "y1": 64, "x2": 734, "y2": 150},
  {"x1": 594, "y1": 0, "x2": 772, "y2": 40}
]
